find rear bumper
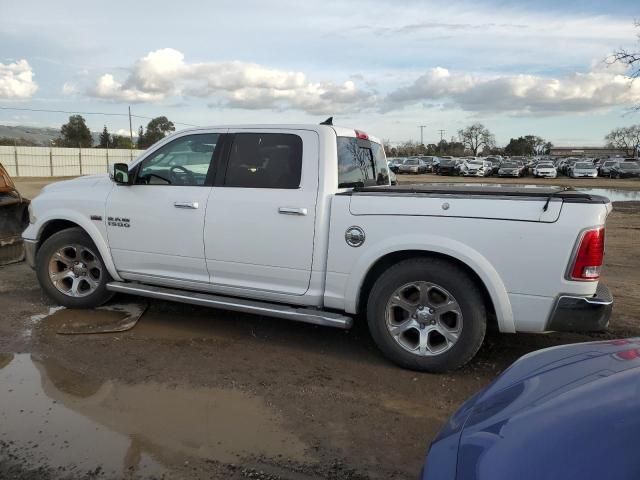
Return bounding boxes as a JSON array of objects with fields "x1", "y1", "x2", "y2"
[
  {"x1": 24, "y1": 238, "x2": 37, "y2": 269},
  {"x1": 547, "y1": 283, "x2": 613, "y2": 332}
]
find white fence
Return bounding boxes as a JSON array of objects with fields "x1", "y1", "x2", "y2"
[{"x1": 0, "y1": 146, "x2": 146, "y2": 177}]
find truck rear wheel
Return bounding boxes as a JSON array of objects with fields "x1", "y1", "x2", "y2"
[
  {"x1": 366, "y1": 258, "x2": 486, "y2": 372},
  {"x1": 36, "y1": 228, "x2": 114, "y2": 308}
]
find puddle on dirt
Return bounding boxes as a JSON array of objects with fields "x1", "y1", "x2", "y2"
[
  {"x1": 25, "y1": 306, "x2": 66, "y2": 340},
  {"x1": 575, "y1": 188, "x2": 640, "y2": 202},
  {"x1": 0, "y1": 353, "x2": 309, "y2": 477},
  {"x1": 30, "y1": 302, "x2": 147, "y2": 335},
  {"x1": 54, "y1": 303, "x2": 147, "y2": 335}
]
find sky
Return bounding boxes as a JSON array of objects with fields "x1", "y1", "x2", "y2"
[{"x1": 0, "y1": 0, "x2": 639, "y2": 146}]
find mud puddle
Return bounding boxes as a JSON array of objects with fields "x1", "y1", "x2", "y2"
[
  {"x1": 30, "y1": 302, "x2": 147, "y2": 335},
  {"x1": 0, "y1": 353, "x2": 309, "y2": 478}
]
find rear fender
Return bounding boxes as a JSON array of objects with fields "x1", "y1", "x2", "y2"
[{"x1": 346, "y1": 234, "x2": 515, "y2": 333}]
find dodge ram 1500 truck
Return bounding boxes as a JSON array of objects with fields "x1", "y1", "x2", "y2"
[{"x1": 23, "y1": 124, "x2": 613, "y2": 372}]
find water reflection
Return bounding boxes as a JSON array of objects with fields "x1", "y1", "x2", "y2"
[
  {"x1": 0, "y1": 354, "x2": 308, "y2": 477},
  {"x1": 575, "y1": 188, "x2": 640, "y2": 202}
]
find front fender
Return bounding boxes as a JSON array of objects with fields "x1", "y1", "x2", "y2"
[
  {"x1": 345, "y1": 233, "x2": 515, "y2": 333},
  {"x1": 24, "y1": 210, "x2": 122, "y2": 282}
]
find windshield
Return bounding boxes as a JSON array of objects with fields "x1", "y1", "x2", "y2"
[
  {"x1": 538, "y1": 163, "x2": 554, "y2": 168},
  {"x1": 501, "y1": 162, "x2": 518, "y2": 168},
  {"x1": 440, "y1": 160, "x2": 455, "y2": 166},
  {"x1": 621, "y1": 162, "x2": 639, "y2": 169},
  {"x1": 575, "y1": 163, "x2": 593, "y2": 169},
  {"x1": 337, "y1": 136, "x2": 389, "y2": 188},
  {"x1": 405, "y1": 159, "x2": 419, "y2": 165}
]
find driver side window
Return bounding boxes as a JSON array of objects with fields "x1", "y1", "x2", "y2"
[{"x1": 135, "y1": 133, "x2": 220, "y2": 186}]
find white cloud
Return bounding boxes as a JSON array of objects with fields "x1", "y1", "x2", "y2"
[
  {"x1": 0, "y1": 59, "x2": 38, "y2": 99},
  {"x1": 384, "y1": 66, "x2": 640, "y2": 115},
  {"x1": 62, "y1": 82, "x2": 77, "y2": 95},
  {"x1": 88, "y1": 48, "x2": 376, "y2": 114}
]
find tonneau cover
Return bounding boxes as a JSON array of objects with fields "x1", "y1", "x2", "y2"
[{"x1": 346, "y1": 183, "x2": 610, "y2": 204}]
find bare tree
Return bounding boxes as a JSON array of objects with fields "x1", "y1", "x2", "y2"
[
  {"x1": 608, "y1": 20, "x2": 640, "y2": 109},
  {"x1": 458, "y1": 123, "x2": 495, "y2": 156},
  {"x1": 605, "y1": 125, "x2": 640, "y2": 156}
]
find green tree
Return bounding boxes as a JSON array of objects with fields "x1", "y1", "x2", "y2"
[
  {"x1": 138, "y1": 116, "x2": 175, "y2": 148},
  {"x1": 504, "y1": 137, "x2": 529, "y2": 156},
  {"x1": 99, "y1": 125, "x2": 111, "y2": 148},
  {"x1": 59, "y1": 115, "x2": 92, "y2": 148},
  {"x1": 504, "y1": 135, "x2": 549, "y2": 156},
  {"x1": 136, "y1": 126, "x2": 145, "y2": 149},
  {"x1": 111, "y1": 135, "x2": 134, "y2": 149},
  {"x1": 0, "y1": 137, "x2": 39, "y2": 146},
  {"x1": 458, "y1": 123, "x2": 495, "y2": 156}
]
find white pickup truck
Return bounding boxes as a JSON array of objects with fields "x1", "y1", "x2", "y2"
[{"x1": 23, "y1": 123, "x2": 613, "y2": 372}]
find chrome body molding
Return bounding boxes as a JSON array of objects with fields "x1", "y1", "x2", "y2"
[{"x1": 106, "y1": 281, "x2": 353, "y2": 329}]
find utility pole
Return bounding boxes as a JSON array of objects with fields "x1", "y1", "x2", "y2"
[
  {"x1": 128, "y1": 105, "x2": 134, "y2": 158},
  {"x1": 438, "y1": 129, "x2": 446, "y2": 142},
  {"x1": 418, "y1": 125, "x2": 426, "y2": 145}
]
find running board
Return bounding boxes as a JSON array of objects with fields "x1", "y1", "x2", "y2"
[{"x1": 106, "y1": 282, "x2": 353, "y2": 329}]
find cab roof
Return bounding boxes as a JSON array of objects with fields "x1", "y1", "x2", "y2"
[{"x1": 173, "y1": 124, "x2": 382, "y2": 145}]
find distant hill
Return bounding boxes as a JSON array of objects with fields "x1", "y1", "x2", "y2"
[{"x1": 0, "y1": 125, "x2": 101, "y2": 146}]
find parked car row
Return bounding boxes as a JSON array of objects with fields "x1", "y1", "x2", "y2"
[{"x1": 387, "y1": 155, "x2": 640, "y2": 180}]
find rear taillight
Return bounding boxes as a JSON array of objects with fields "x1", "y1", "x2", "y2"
[
  {"x1": 569, "y1": 227, "x2": 605, "y2": 281},
  {"x1": 354, "y1": 129, "x2": 369, "y2": 140}
]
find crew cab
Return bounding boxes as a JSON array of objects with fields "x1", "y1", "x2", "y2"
[{"x1": 23, "y1": 123, "x2": 614, "y2": 372}]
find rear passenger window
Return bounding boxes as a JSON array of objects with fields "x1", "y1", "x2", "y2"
[
  {"x1": 224, "y1": 133, "x2": 303, "y2": 189},
  {"x1": 337, "y1": 137, "x2": 389, "y2": 188}
]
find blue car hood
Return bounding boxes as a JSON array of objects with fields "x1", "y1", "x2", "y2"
[{"x1": 454, "y1": 339, "x2": 640, "y2": 480}]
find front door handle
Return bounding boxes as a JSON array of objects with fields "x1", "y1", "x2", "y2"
[
  {"x1": 174, "y1": 202, "x2": 199, "y2": 209},
  {"x1": 278, "y1": 207, "x2": 307, "y2": 216}
]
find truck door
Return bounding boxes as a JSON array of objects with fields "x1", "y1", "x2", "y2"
[
  {"x1": 204, "y1": 129, "x2": 319, "y2": 296},
  {"x1": 106, "y1": 131, "x2": 223, "y2": 284}
]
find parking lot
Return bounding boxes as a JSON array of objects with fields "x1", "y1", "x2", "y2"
[{"x1": 1, "y1": 176, "x2": 639, "y2": 479}]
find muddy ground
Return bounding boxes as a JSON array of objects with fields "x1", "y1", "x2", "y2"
[{"x1": 0, "y1": 177, "x2": 639, "y2": 479}]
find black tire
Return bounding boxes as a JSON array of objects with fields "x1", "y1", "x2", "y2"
[
  {"x1": 366, "y1": 258, "x2": 486, "y2": 372},
  {"x1": 36, "y1": 227, "x2": 114, "y2": 308}
]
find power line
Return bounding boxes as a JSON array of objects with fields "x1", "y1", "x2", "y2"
[
  {"x1": 438, "y1": 129, "x2": 446, "y2": 141},
  {"x1": 0, "y1": 106, "x2": 200, "y2": 128}
]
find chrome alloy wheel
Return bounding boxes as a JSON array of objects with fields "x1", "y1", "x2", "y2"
[
  {"x1": 385, "y1": 281, "x2": 463, "y2": 356},
  {"x1": 48, "y1": 245, "x2": 103, "y2": 297}
]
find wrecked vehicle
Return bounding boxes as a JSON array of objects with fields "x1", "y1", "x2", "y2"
[
  {"x1": 23, "y1": 123, "x2": 613, "y2": 372},
  {"x1": 0, "y1": 163, "x2": 29, "y2": 265}
]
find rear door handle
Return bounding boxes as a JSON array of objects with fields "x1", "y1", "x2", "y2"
[
  {"x1": 278, "y1": 207, "x2": 307, "y2": 216},
  {"x1": 174, "y1": 202, "x2": 199, "y2": 209}
]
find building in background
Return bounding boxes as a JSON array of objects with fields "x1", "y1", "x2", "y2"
[{"x1": 549, "y1": 146, "x2": 629, "y2": 157}]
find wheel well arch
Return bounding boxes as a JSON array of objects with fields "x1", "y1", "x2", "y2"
[
  {"x1": 37, "y1": 219, "x2": 83, "y2": 248},
  {"x1": 356, "y1": 250, "x2": 497, "y2": 326}
]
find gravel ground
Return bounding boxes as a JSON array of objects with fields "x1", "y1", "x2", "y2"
[{"x1": 0, "y1": 177, "x2": 638, "y2": 479}]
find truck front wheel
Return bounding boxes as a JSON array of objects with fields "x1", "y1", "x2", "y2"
[
  {"x1": 366, "y1": 258, "x2": 486, "y2": 372},
  {"x1": 36, "y1": 228, "x2": 114, "y2": 308}
]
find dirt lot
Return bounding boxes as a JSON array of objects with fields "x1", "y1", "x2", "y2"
[{"x1": 0, "y1": 176, "x2": 638, "y2": 479}]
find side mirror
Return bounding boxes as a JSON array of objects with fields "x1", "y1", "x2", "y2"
[{"x1": 112, "y1": 163, "x2": 131, "y2": 185}]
